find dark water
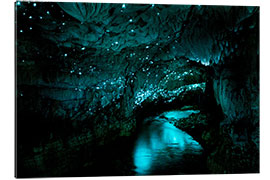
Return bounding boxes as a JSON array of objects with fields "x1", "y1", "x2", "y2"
[
  {"x1": 77, "y1": 110, "x2": 208, "y2": 176},
  {"x1": 133, "y1": 111, "x2": 208, "y2": 175}
]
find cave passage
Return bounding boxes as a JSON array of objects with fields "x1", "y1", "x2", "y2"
[
  {"x1": 133, "y1": 110, "x2": 205, "y2": 175},
  {"x1": 15, "y1": 2, "x2": 259, "y2": 177}
]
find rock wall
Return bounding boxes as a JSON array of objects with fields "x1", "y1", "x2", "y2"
[{"x1": 209, "y1": 12, "x2": 259, "y2": 173}]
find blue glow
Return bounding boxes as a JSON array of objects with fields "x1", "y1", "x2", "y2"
[
  {"x1": 133, "y1": 116, "x2": 203, "y2": 175},
  {"x1": 33, "y1": 3, "x2": 37, "y2": 7},
  {"x1": 47, "y1": 11, "x2": 50, "y2": 15},
  {"x1": 20, "y1": 30, "x2": 23, "y2": 33},
  {"x1": 122, "y1": 4, "x2": 126, "y2": 8},
  {"x1": 29, "y1": 27, "x2": 32, "y2": 30},
  {"x1": 39, "y1": 16, "x2": 43, "y2": 19},
  {"x1": 129, "y1": 19, "x2": 133, "y2": 22},
  {"x1": 81, "y1": 47, "x2": 85, "y2": 50},
  {"x1": 64, "y1": 53, "x2": 67, "y2": 57},
  {"x1": 16, "y1": 1, "x2": 21, "y2": 6},
  {"x1": 161, "y1": 110, "x2": 200, "y2": 119},
  {"x1": 29, "y1": 16, "x2": 32, "y2": 19}
]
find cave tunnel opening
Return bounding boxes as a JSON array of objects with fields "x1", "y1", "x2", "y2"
[{"x1": 131, "y1": 83, "x2": 224, "y2": 175}]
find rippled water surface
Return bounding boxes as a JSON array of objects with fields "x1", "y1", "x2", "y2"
[{"x1": 133, "y1": 110, "x2": 206, "y2": 175}]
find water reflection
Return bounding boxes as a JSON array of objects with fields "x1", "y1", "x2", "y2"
[
  {"x1": 161, "y1": 110, "x2": 200, "y2": 119},
  {"x1": 133, "y1": 110, "x2": 203, "y2": 175}
]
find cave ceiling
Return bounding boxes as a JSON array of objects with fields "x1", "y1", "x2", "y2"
[{"x1": 17, "y1": 3, "x2": 258, "y2": 65}]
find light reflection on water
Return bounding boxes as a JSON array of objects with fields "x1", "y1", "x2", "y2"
[
  {"x1": 133, "y1": 110, "x2": 203, "y2": 175},
  {"x1": 161, "y1": 110, "x2": 200, "y2": 119}
]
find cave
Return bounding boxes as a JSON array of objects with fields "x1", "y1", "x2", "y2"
[{"x1": 15, "y1": 1, "x2": 259, "y2": 177}]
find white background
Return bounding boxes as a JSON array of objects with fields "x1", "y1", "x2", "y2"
[{"x1": 0, "y1": 0, "x2": 269, "y2": 179}]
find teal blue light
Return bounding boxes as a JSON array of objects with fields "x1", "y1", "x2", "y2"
[
  {"x1": 133, "y1": 143, "x2": 152, "y2": 174},
  {"x1": 161, "y1": 110, "x2": 200, "y2": 119},
  {"x1": 133, "y1": 116, "x2": 202, "y2": 175}
]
